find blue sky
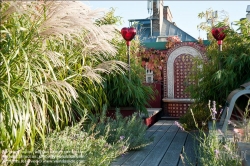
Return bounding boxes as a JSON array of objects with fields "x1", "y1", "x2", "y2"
[{"x1": 86, "y1": 1, "x2": 249, "y2": 40}]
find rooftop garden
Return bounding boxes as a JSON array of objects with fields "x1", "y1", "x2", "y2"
[
  {"x1": 0, "y1": 1, "x2": 153, "y2": 165},
  {"x1": 1, "y1": 1, "x2": 250, "y2": 166}
]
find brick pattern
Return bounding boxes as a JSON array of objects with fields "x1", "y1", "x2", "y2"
[
  {"x1": 165, "y1": 42, "x2": 207, "y2": 60},
  {"x1": 163, "y1": 62, "x2": 168, "y2": 98},
  {"x1": 163, "y1": 6, "x2": 172, "y2": 22},
  {"x1": 174, "y1": 54, "x2": 194, "y2": 99},
  {"x1": 152, "y1": 2, "x2": 159, "y2": 34}
]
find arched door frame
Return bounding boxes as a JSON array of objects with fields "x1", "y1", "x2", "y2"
[{"x1": 163, "y1": 42, "x2": 206, "y2": 99}]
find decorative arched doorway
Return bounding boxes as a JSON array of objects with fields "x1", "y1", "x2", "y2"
[{"x1": 162, "y1": 42, "x2": 206, "y2": 117}]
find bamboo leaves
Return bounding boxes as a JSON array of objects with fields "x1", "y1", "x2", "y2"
[
  {"x1": 0, "y1": 1, "x2": 128, "y2": 154},
  {"x1": 188, "y1": 10, "x2": 250, "y2": 106}
]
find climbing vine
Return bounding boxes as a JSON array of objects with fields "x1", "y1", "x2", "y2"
[{"x1": 137, "y1": 36, "x2": 181, "y2": 81}]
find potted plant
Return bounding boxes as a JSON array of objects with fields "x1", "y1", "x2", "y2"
[{"x1": 104, "y1": 68, "x2": 154, "y2": 118}]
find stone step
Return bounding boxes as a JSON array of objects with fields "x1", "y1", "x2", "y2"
[{"x1": 160, "y1": 116, "x2": 180, "y2": 120}]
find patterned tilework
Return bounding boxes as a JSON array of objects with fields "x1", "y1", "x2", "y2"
[
  {"x1": 163, "y1": 42, "x2": 206, "y2": 98},
  {"x1": 164, "y1": 102, "x2": 191, "y2": 117},
  {"x1": 163, "y1": 42, "x2": 207, "y2": 117},
  {"x1": 174, "y1": 54, "x2": 194, "y2": 99}
]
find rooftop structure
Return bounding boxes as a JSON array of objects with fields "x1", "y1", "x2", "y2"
[{"x1": 128, "y1": 0, "x2": 197, "y2": 44}]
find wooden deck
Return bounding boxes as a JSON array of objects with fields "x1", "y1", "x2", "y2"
[{"x1": 111, "y1": 120, "x2": 197, "y2": 166}]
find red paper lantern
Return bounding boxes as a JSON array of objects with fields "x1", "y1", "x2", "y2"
[
  {"x1": 211, "y1": 27, "x2": 226, "y2": 45},
  {"x1": 121, "y1": 27, "x2": 136, "y2": 46}
]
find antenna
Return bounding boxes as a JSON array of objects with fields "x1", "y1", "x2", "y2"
[
  {"x1": 206, "y1": 10, "x2": 218, "y2": 27},
  {"x1": 246, "y1": 5, "x2": 250, "y2": 13},
  {"x1": 246, "y1": 5, "x2": 250, "y2": 21},
  {"x1": 147, "y1": 0, "x2": 153, "y2": 15},
  {"x1": 213, "y1": 11, "x2": 218, "y2": 18},
  {"x1": 156, "y1": 0, "x2": 159, "y2": 12}
]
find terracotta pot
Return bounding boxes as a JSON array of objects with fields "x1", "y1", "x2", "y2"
[
  {"x1": 234, "y1": 128, "x2": 244, "y2": 135},
  {"x1": 234, "y1": 128, "x2": 245, "y2": 142},
  {"x1": 107, "y1": 107, "x2": 160, "y2": 127}
]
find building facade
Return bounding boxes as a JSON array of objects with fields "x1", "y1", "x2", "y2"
[{"x1": 131, "y1": 0, "x2": 207, "y2": 117}]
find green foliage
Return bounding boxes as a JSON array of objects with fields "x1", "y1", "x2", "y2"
[
  {"x1": 105, "y1": 71, "x2": 154, "y2": 114},
  {"x1": 95, "y1": 7, "x2": 122, "y2": 26},
  {"x1": 1, "y1": 118, "x2": 126, "y2": 166},
  {"x1": 104, "y1": 35, "x2": 154, "y2": 114},
  {"x1": 86, "y1": 106, "x2": 152, "y2": 150},
  {"x1": 192, "y1": 10, "x2": 250, "y2": 105},
  {"x1": 197, "y1": 8, "x2": 229, "y2": 33},
  {"x1": 92, "y1": 7, "x2": 154, "y2": 114},
  {"x1": 183, "y1": 9, "x2": 250, "y2": 128},
  {"x1": 39, "y1": 120, "x2": 126, "y2": 166},
  {"x1": 178, "y1": 107, "x2": 240, "y2": 166},
  {"x1": 0, "y1": 1, "x2": 127, "y2": 152},
  {"x1": 94, "y1": 7, "x2": 155, "y2": 115},
  {"x1": 0, "y1": 2, "x2": 153, "y2": 163},
  {"x1": 97, "y1": 7, "x2": 156, "y2": 113},
  {"x1": 180, "y1": 104, "x2": 210, "y2": 130},
  {"x1": 195, "y1": 130, "x2": 240, "y2": 166}
]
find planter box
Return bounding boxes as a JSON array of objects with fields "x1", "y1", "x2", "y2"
[
  {"x1": 107, "y1": 107, "x2": 162, "y2": 127},
  {"x1": 143, "y1": 108, "x2": 162, "y2": 127},
  {"x1": 107, "y1": 107, "x2": 137, "y2": 119},
  {"x1": 143, "y1": 82, "x2": 162, "y2": 108}
]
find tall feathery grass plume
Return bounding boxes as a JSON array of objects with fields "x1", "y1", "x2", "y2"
[{"x1": 0, "y1": 0, "x2": 127, "y2": 154}]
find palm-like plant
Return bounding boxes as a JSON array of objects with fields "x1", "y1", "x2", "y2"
[{"x1": 0, "y1": 1, "x2": 127, "y2": 153}]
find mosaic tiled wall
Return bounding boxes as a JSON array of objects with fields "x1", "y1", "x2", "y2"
[
  {"x1": 164, "y1": 103, "x2": 191, "y2": 117},
  {"x1": 163, "y1": 42, "x2": 206, "y2": 117},
  {"x1": 174, "y1": 54, "x2": 194, "y2": 99}
]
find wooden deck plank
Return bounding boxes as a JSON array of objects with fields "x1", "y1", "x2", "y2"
[
  {"x1": 178, "y1": 132, "x2": 197, "y2": 166},
  {"x1": 111, "y1": 120, "x2": 166, "y2": 166},
  {"x1": 145, "y1": 120, "x2": 166, "y2": 138},
  {"x1": 159, "y1": 130, "x2": 188, "y2": 166},
  {"x1": 121, "y1": 121, "x2": 174, "y2": 166},
  {"x1": 140, "y1": 124, "x2": 179, "y2": 166},
  {"x1": 111, "y1": 120, "x2": 201, "y2": 166},
  {"x1": 111, "y1": 152, "x2": 136, "y2": 166}
]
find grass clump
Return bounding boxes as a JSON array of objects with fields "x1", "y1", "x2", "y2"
[
  {"x1": 177, "y1": 101, "x2": 241, "y2": 166},
  {"x1": 180, "y1": 102, "x2": 211, "y2": 130},
  {"x1": 195, "y1": 129, "x2": 240, "y2": 166}
]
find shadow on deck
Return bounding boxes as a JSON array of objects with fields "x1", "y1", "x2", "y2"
[{"x1": 111, "y1": 120, "x2": 198, "y2": 166}]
